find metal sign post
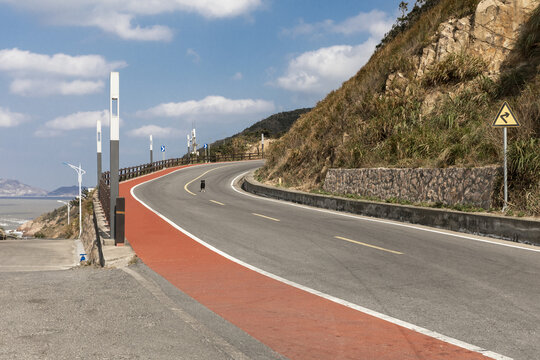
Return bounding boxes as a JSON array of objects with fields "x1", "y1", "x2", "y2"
[
  {"x1": 503, "y1": 127, "x2": 508, "y2": 211},
  {"x1": 492, "y1": 101, "x2": 520, "y2": 212},
  {"x1": 161, "y1": 145, "x2": 165, "y2": 161},
  {"x1": 204, "y1": 143, "x2": 208, "y2": 162}
]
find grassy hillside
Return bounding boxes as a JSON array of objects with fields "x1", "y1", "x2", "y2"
[
  {"x1": 209, "y1": 108, "x2": 311, "y2": 155},
  {"x1": 260, "y1": 0, "x2": 540, "y2": 215}
]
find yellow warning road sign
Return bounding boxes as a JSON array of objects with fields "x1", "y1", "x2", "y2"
[{"x1": 492, "y1": 101, "x2": 520, "y2": 127}]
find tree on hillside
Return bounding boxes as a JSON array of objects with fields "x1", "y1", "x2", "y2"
[{"x1": 399, "y1": 2, "x2": 409, "y2": 19}]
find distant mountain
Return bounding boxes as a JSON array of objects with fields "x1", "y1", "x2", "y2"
[
  {"x1": 240, "y1": 108, "x2": 313, "y2": 139},
  {"x1": 47, "y1": 186, "x2": 85, "y2": 197},
  {"x1": 207, "y1": 108, "x2": 312, "y2": 154},
  {"x1": 0, "y1": 179, "x2": 48, "y2": 197}
]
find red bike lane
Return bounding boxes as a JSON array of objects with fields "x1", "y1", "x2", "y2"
[{"x1": 119, "y1": 165, "x2": 492, "y2": 360}]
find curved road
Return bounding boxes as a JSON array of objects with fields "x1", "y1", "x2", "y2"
[{"x1": 126, "y1": 161, "x2": 540, "y2": 359}]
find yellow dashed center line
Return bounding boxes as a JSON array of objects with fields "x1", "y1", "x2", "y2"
[
  {"x1": 210, "y1": 200, "x2": 225, "y2": 206},
  {"x1": 184, "y1": 166, "x2": 229, "y2": 195},
  {"x1": 334, "y1": 236, "x2": 403, "y2": 255},
  {"x1": 252, "y1": 213, "x2": 280, "y2": 222}
]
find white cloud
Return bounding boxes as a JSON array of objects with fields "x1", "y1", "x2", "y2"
[
  {"x1": 0, "y1": 0, "x2": 263, "y2": 41},
  {"x1": 333, "y1": 10, "x2": 393, "y2": 38},
  {"x1": 87, "y1": 13, "x2": 173, "y2": 42},
  {"x1": 0, "y1": 48, "x2": 126, "y2": 78},
  {"x1": 186, "y1": 48, "x2": 201, "y2": 63},
  {"x1": 137, "y1": 95, "x2": 275, "y2": 118},
  {"x1": 275, "y1": 40, "x2": 378, "y2": 94},
  {"x1": 45, "y1": 110, "x2": 109, "y2": 131},
  {"x1": 0, "y1": 107, "x2": 27, "y2": 127},
  {"x1": 33, "y1": 129, "x2": 62, "y2": 138},
  {"x1": 128, "y1": 125, "x2": 182, "y2": 138},
  {"x1": 10, "y1": 79, "x2": 104, "y2": 96},
  {"x1": 232, "y1": 72, "x2": 243, "y2": 80},
  {"x1": 0, "y1": 48, "x2": 125, "y2": 97},
  {"x1": 282, "y1": 10, "x2": 393, "y2": 39}
]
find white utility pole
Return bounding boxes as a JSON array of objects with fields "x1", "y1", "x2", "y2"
[
  {"x1": 191, "y1": 128, "x2": 197, "y2": 155},
  {"x1": 64, "y1": 162, "x2": 85, "y2": 238}
]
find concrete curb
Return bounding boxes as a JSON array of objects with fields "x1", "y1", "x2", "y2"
[{"x1": 241, "y1": 173, "x2": 540, "y2": 246}]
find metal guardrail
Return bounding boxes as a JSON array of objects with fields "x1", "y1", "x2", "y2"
[{"x1": 98, "y1": 153, "x2": 262, "y2": 225}]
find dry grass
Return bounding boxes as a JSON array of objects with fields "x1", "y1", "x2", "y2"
[{"x1": 260, "y1": 1, "x2": 540, "y2": 215}]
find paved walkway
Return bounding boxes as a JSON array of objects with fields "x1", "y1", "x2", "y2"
[
  {"x1": 0, "y1": 239, "x2": 76, "y2": 272},
  {"x1": 0, "y1": 262, "x2": 282, "y2": 359}
]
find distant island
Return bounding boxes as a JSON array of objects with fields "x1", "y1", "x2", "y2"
[{"x1": 0, "y1": 178, "x2": 86, "y2": 198}]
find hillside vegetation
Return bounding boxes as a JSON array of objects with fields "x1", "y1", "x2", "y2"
[
  {"x1": 18, "y1": 190, "x2": 93, "y2": 238},
  {"x1": 209, "y1": 108, "x2": 311, "y2": 155},
  {"x1": 260, "y1": 0, "x2": 540, "y2": 215}
]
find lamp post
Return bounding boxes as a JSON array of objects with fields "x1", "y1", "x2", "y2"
[
  {"x1": 97, "y1": 118, "x2": 102, "y2": 194},
  {"x1": 187, "y1": 134, "x2": 191, "y2": 163},
  {"x1": 109, "y1": 72, "x2": 120, "y2": 240},
  {"x1": 63, "y1": 162, "x2": 85, "y2": 238},
  {"x1": 149, "y1": 134, "x2": 153, "y2": 164},
  {"x1": 57, "y1": 200, "x2": 70, "y2": 225},
  {"x1": 261, "y1": 133, "x2": 264, "y2": 159}
]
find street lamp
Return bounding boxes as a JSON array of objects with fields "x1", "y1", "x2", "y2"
[
  {"x1": 63, "y1": 162, "x2": 86, "y2": 238},
  {"x1": 109, "y1": 72, "x2": 120, "y2": 241},
  {"x1": 57, "y1": 200, "x2": 70, "y2": 225},
  {"x1": 149, "y1": 134, "x2": 153, "y2": 163}
]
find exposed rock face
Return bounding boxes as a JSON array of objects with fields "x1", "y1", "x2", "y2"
[
  {"x1": 385, "y1": 71, "x2": 409, "y2": 95},
  {"x1": 414, "y1": 0, "x2": 537, "y2": 79},
  {"x1": 324, "y1": 166, "x2": 502, "y2": 209},
  {"x1": 472, "y1": 0, "x2": 538, "y2": 72},
  {"x1": 416, "y1": 17, "x2": 472, "y2": 78}
]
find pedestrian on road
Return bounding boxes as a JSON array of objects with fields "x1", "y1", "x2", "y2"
[{"x1": 200, "y1": 179, "x2": 206, "y2": 192}]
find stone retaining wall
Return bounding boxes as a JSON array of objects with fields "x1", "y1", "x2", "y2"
[
  {"x1": 242, "y1": 173, "x2": 540, "y2": 245},
  {"x1": 323, "y1": 167, "x2": 501, "y2": 209}
]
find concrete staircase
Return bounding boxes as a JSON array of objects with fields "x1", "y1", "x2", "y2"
[{"x1": 92, "y1": 192, "x2": 114, "y2": 246}]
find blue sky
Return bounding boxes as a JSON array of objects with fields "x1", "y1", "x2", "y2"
[{"x1": 0, "y1": 0, "x2": 403, "y2": 190}]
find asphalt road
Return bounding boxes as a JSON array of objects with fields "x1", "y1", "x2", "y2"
[{"x1": 133, "y1": 161, "x2": 540, "y2": 360}]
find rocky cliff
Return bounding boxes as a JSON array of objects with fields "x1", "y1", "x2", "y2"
[{"x1": 261, "y1": 0, "x2": 540, "y2": 215}]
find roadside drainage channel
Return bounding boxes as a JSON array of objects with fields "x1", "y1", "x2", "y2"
[{"x1": 241, "y1": 172, "x2": 540, "y2": 246}]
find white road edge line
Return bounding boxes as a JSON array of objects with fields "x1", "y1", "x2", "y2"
[
  {"x1": 231, "y1": 172, "x2": 540, "y2": 254},
  {"x1": 130, "y1": 165, "x2": 512, "y2": 360}
]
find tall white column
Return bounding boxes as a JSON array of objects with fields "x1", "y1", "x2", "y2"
[
  {"x1": 109, "y1": 72, "x2": 120, "y2": 239},
  {"x1": 150, "y1": 134, "x2": 153, "y2": 163},
  {"x1": 97, "y1": 118, "x2": 102, "y2": 192}
]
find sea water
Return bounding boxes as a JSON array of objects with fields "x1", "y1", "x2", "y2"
[{"x1": 0, "y1": 198, "x2": 67, "y2": 231}]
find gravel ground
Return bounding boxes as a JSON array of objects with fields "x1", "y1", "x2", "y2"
[{"x1": 0, "y1": 262, "x2": 285, "y2": 360}]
